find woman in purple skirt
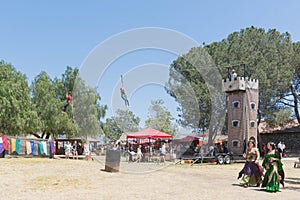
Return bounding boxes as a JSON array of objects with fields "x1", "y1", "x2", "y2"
[{"x1": 240, "y1": 140, "x2": 264, "y2": 187}]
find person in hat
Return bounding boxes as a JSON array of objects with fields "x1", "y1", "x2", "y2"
[{"x1": 239, "y1": 140, "x2": 263, "y2": 187}]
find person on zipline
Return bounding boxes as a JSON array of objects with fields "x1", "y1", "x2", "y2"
[
  {"x1": 120, "y1": 87, "x2": 130, "y2": 107},
  {"x1": 63, "y1": 91, "x2": 72, "y2": 112}
]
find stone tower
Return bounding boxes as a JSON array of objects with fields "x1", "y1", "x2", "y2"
[{"x1": 222, "y1": 76, "x2": 259, "y2": 155}]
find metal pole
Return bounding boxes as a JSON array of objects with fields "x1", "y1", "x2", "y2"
[
  {"x1": 243, "y1": 62, "x2": 246, "y2": 79},
  {"x1": 227, "y1": 67, "x2": 230, "y2": 79},
  {"x1": 121, "y1": 75, "x2": 124, "y2": 87}
]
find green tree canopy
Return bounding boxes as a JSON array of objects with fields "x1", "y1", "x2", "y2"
[
  {"x1": 0, "y1": 61, "x2": 107, "y2": 139},
  {"x1": 73, "y1": 77, "x2": 107, "y2": 139},
  {"x1": 167, "y1": 27, "x2": 296, "y2": 141},
  {"x1": 275, "y1": 109, "x2": 292, "y2": 127},
  {"x1": 145, "y1": 99, "x2": 176, "y2": 135},
  {"x1": 205, "y1": 27, "x2": 295, "y2": 125},
  {"x1": 102, "y1": 109, "x2": 140, "y2": 142},
  {"x1": 31, "y1": 71, "x2": 76, "y2": 139},
  {"x1": 277, "y1": 41, "x2": 300, "y2": 123},
  {"x1": 113, "y1": 109, "x2": 140, "y2": 133},
  {"x1": 166, "y1": 47, "x2": 225, "y2": 144},
  {"x1": 0, "y1": 61, "x2": 39, "y2": 135}
]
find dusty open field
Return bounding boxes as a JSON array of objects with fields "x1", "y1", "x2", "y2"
[{"x1": 0, "y1": 157, "x2": 299, "y2": 200}]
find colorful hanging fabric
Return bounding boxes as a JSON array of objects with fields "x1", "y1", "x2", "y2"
[
  {"x1": 26, "y1": 141, "x2": 32, "y2": 155},
  {"x1": 50, "y1": 141, "x2": 55, "y2": 154},
  {"x1": 34, "y1": 142, "x2": 38, "y2": 155},
  {"x1": 2, "y1": 136, "x2": 9, "y2": 151},
  {"x1": 0, "y1": 136, "x2": 4, "y2": 154},
  {"x1": 20, "y1": 139, "x2": 26, "y2": 155},
  {"x1": 38, "y1": 142, "x2": 44, "y2": 155},
  {"x1": 15, "y1": 138, "x2": 20, "y2": 154},
  {"x1": 42, "y1": 141, "x2": 47, "y2": 155},
  {"x1": 10, "y1": 138, "x2": 16, "y2": 153},
  {"x1": 30, "y1": 141, "x2": 35, "y2": 155}
]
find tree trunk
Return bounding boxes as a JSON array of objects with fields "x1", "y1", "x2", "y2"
[
  {"x1": 41, "y1": 131, "x2": 45, "y2": 139},
  {"x1": 208, "y1": 126, "x2": 213, "y2": 146},
  {"x1": 45, "y1": 133, "x2": 51, "y2": 139},
  {"x1": 291, "y1": 85, "x2": 300, "y2": 124},
  {"x1": 31, "y1": 133, "x2": 41, "y2": 138}
]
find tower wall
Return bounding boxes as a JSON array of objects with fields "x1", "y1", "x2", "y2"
[{"x1": 222, "y1": 77, "x2": 259, "y2": 155}]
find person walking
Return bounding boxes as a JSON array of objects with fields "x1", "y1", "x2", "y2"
[
  {"x1": 239, "y1": 140, "x2": 263, "y2": 187},
  {"x1": 64, "y1": 141, "x2": 72, "y2": 159},
  {"x1": 136, "y1": 145, "x2": 143, "y2": 163},
  {"x1": 128, "y1": 144, "x2": 135, "y2": 162},
  {"x1": 160, "y1": 143, "x2": 167, "y2": 164},
  {"x1": 84, "y1": 141, "x2": 91, "y2": 161},
  {"x1": 261, "y1": 142, "x2": 285, "y2": 192},
  {"x1": 72, "y1": 141, "x2": 78, "y2": 160}
]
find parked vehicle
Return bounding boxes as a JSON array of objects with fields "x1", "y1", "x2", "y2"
[{"x1": 175, "y1": 143, "x2": 245, "y2": 166}]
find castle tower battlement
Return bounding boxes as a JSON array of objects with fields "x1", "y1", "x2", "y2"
[{"x1": 222, "y1": 77, "x2": 258, "y2": 92}]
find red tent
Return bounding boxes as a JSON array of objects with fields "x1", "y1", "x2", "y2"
[
  {"x1": 127, "y1": 128, "x2": 173, "y2": 139},
  {"x1": 178, "y1": 135, "x2": 200, "y2": 143}
]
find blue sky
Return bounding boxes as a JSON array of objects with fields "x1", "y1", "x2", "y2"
[{"x1": 1, "y1": 0, "x2": 300, "y2": 130}]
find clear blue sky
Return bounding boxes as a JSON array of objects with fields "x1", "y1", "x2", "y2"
[{"x1": 1, "y1": 0, "x2": 300, "y2": 130}]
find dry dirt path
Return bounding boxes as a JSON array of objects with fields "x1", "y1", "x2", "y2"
[{"x1": 0, "y1": 157, "x2": 299, "y2": 200}]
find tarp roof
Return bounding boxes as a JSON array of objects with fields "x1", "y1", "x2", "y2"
[
  {"x1": 178, "y1": 135, "x2": 201, "y2": 143},
  {"x1": 127, "y1": 128, "x2": 173, "y2": 139},
  {"x1": 86, "y1": 136, "x2": 100, "y2": 142}
]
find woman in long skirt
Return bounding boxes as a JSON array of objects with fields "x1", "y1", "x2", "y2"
[
  {"x1": 261, "y1": 142, "x2": 284, "y2": 192},
  {"x1": 240, "y1": 140, "x2": 263, "y2": 187}
]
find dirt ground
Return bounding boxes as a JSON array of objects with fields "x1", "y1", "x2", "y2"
[{"x1": 0, "y1": 157, "x2": 299, "y2": 200}]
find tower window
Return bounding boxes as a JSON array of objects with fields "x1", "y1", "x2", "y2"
[
  {"x1": 250, "y1": 102, "x2": 256, "y2": 110},
  {"x1": 232, "y1": 139, "x2": 240, "y2": 147},
  {"x1": 232, "y1": 120, "x2": 240, "y2": 127},
  {"x1": 250, "y1": 120, "x2": 256, "y2": 128},
  {"x1": 232, "y1": 101, "x2": 240, "y2": 108}
]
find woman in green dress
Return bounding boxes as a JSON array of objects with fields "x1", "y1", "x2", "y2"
[{"x1": 261, "y1": 142, "x2": 284, "y2": 192}]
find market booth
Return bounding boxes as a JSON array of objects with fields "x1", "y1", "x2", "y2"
[
  {"x1": 173, "y1": 135, "x2": 202, "y2": 158},
  {"x1": 127, "y1": 128, "x2": 173, "y2": 161}
]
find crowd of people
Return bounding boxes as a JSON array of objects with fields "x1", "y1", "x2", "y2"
[
  {"x1": 63, "y1": 140, "x2": 94, "y2": 161},
  {"x1": 114, "y1": 141, "x2": 171, "y2": 164},
  {"x1": 238, "y1": 140, "x2": 286, "y2": 192}
]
